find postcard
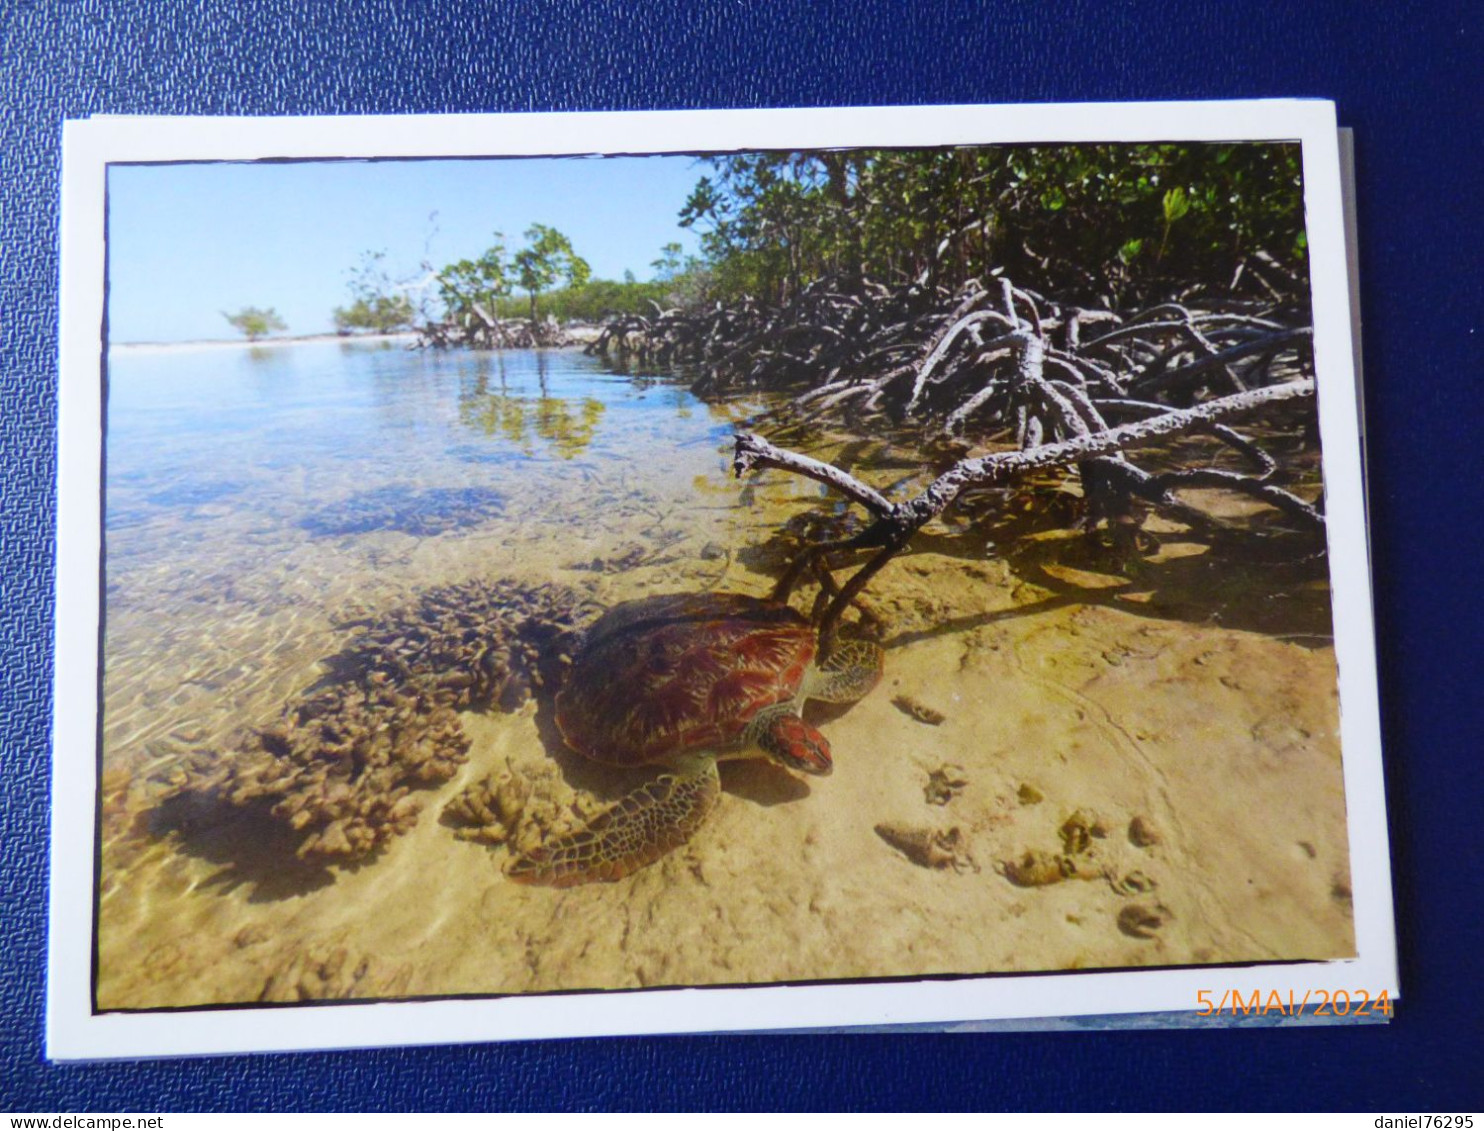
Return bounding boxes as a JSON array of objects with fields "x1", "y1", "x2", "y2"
[{"x1": 49, "y1": 100, "x2": 1395, "y2": 1059}]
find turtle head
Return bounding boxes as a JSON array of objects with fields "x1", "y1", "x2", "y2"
[{"x1": 759, "y1": 711, "x2": 833, "y2": 776}]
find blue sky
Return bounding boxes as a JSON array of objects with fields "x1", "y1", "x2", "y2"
[{"x1": 106, "y1": 155, "x2": 708, "y2": 342}]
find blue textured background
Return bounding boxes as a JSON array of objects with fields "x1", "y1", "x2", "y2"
[{"x1": 4, "y1": 0, "x2": 1481, "y2": 1112}]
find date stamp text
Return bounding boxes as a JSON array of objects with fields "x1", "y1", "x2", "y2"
[{"x1": 1195, "y1": 987, "x2": 1394, "y2": 1018}]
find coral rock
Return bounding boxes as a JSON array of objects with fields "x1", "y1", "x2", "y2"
[
  {"x1": 1001, "y1": 849, "x2": 1102, "y2": 887},
  {"x1": 171, "y1": 579, "x2": 600, "y2": 864},
  {"x1": 1058, "y1": 809, "x2": 1109, "y2": 856},
  {"x1": 444, "y1": 771, "x2": 530, "y2": 847}
]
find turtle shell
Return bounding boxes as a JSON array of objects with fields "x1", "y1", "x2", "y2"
[{"x1": 555, "y1": 593, "x2": 817, "y2": 767}]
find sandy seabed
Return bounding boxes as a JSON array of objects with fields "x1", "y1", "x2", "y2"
[
  {"x1": 91, "y1": 341, "x2": 1351, "y2": 1010},
  {"x1": 94, "y1": 492, "x2": 1351, "y2": 1010}
]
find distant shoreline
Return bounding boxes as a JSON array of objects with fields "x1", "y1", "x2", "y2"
[
  {"x1": 111, "y1": 326, "x2": 603, "y2": 355},
  {"x1": 110, "y1": 332, "x2": 420, "y2": 355}
]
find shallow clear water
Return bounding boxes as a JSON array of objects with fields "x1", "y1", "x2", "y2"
[
  {"x1": 100, "y1": 342, "x2": 795, "y2": 776},
  {"x1": 106, "y1": 342, "x2": 730, "y2": 540},
  {"x1": 95, "y1": 340, "x2": 1354, "y2": 1011}
]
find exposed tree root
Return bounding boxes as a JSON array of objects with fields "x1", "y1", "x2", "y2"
[{"x1": 700, "y1": 272, "x2": 1321, "y2": 651}]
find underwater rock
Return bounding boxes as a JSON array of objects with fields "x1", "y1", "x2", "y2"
[
  {"x1": 874, "y1": 822, "x2": 978, "y2": 872},
  {"x1": 174, "y1": 579, "x2": 599, "y2": 864},
  {"x1": 893, "y1": 693, "x2": 947, "y2": 726},
  {"x1": 1000, "y1": 849, "x2": 1102, "y2": 887},
  {"x1": 997, "y1": 848, "x2": 1092, "y2": 884},
  {"x1": 923, "y1": 763, "x2": 969, "y2": 806},
  {"x1": 1127, "y1": 815, "x2": 1163, "y2": 848},
  {"x1": 1058, "y1": 809, "x2": 1110, "y2": 856},
  {"x1": 1000, "y1": 807, "x2": 1120, "y2": 887},
  {"x1": 301, "y1": 485, "x2": 506, "y2": 537},
  {"x1": 1001, "y1": 849, "x2": 1067, "y2": 887},
  {"x1": 1116, "y1": 903, "x2": 1170, "y2": 940}
]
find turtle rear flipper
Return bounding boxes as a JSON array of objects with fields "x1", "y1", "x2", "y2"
[{"x1": 505, "y1": 759, "x2": 720, "y2": 887}]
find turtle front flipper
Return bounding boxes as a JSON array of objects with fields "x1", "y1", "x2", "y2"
[
  {"x1": 505, "y1": 758, "x2": 721, "y2": 887},
  {"x1": 806, "y1": 640, "x2": 884, "y2": 704}
]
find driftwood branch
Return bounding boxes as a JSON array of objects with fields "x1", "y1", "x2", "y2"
[
  {"x1": 737, "y1": 379, "x2": 1312, "y2": 523},
  {"x1": 734, "y1": 377, "x2": 1316, "y2": 646},
  {"x1": 911, "y1": 378, "x2": 1313, "y2": 510},
  {"x1": 731, "y1": 441, "x2": 894, "y2": 516}
]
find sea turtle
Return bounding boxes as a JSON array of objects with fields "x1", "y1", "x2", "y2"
[{"x1": 504, "y1": 591, "x2": 883, "y2": 887}]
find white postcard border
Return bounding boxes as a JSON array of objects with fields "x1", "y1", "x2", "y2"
[{"x1": 50, "y1": 100, "x2": 1394, "y2": 1060}]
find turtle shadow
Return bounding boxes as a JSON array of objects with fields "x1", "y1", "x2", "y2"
[
  {"x1": 150, "y1": 791, "x2": 340, "y2": 904},
  {"x1": 719, "y1": 759, "x2": 811, "y2": 807}
]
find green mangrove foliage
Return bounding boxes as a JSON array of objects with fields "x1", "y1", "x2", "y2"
[
  {"x1": 437, "y1": 234, "x2": 512, "y2": 337},
  {"x1": 222, "y1": 306, "x2": 287, "y2": 341},
  {"x1": 587, "y1": 141, "x2": 1315, "y2": 452},
  {"x1": 677, "y1": 144, "x2": 1307, "y2": 307},
  {"x1": 421, "y1": 225, "x2": 615, "y2": 346},
  {"x1": 333, "y1": 250, "x2": 417, "y2": 334},
  {"x1": 511, "y1": 224, "x2": 591, "y2": 323},
  {"x1": 436, "y1": 225, "x2": 594, "y2": 329},
  {"x1": 491, "y1": 277, "x2": 701, "y2": 323},
  {"x1": 337, "y1": 220, "x2": 704, "y2": 348}
]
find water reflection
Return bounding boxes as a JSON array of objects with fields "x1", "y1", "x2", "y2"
[
  {"x1": 105, "y1": 343, "x2": 715, "y2": 554},
  {"x1": 457, "y1": 369, "x2": 607, "y2": 460},
  {"x1": 245, "y1": 345, "x2": 289, "y2": 366}
]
